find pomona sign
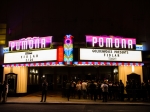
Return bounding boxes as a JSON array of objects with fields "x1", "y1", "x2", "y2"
[
  {"x1": 9, "y1": 36, "x2": 52, "y2": 51},
  {"x1": 86, "y1": 35, "x2": 136, "y2": 49}
]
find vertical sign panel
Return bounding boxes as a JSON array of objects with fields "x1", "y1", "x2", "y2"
[
  {"x1": 64, "y1": 35, "x2": 73, "y2": 65},
  {"x1": 57, "y1": 46, "x2": 64, "y2": 62}
]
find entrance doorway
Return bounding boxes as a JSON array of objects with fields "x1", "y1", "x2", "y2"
[
  {"x1": 5, "y1": 73, "x2": 17, "y2": 94},
  {"x1": 43, "y1": 74, "x2": 68, "y2": 91}
]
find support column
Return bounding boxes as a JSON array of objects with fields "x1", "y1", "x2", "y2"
[{"x1": 3, "y1": 66, "x2": 28, "y2": 93}]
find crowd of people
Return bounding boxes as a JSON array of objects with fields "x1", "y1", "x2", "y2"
[
  {"x1": 62, "y1": 79, "x2": 150, "y2": 102},
  {"x1": 0, "y1": 81, "x2": 8, "y2": 103}
]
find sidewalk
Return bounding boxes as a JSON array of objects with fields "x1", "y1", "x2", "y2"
[
  {"x1": 5, "y1": 97, "x2": 150, "y2": 105},
  {"x1": 4, "y1": 92, "x2": 150, "y2": 105}
]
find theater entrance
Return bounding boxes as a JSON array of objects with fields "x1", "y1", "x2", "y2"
[{"x1": 27, "y1": 66, "x2": 118, "y2": 93}]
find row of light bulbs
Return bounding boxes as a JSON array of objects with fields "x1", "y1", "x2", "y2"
[{"x1": 30, "y1": 69, "x2": 38, "y2": 73}]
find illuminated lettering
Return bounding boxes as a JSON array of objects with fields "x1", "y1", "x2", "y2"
[
  {"x1": 8, "y1": 36, "x2": 52, "y2": 51},
  {"x1": 92, "y1": 37, "x2": 97, "y2": 47},
  {"x1": 87, "y1": 36, "x2": 135, "y2": 49},
  {"x1": 11, "y1": 42, "x2": 15, "y2": 51},
  {"x1": 115, "y1": 39, "x2": 119, "y2": 48},
  {"x1": 106, "y1": 38, "x2": 113, "y2": 48},
  {"x1": 99, "y1": 38, "x2": 103, "y2": 47},
  {"x1": 128, "y1": 40, "x2": 133, "y2": 49},
  {"x1": 121, "y1": 39, "x2": 126, "y2": 48}
]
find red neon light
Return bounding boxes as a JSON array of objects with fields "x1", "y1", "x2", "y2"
[{"x1": 57, "y1": 46, "x2": 64, "y2": 62}]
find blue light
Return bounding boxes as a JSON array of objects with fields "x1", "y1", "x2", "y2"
[
  {"x1": 88, "y1": 62, "x2": 92, "y2": 64},
  {"x1": 82, "y1": 62, "x2": 86, "y2": 64},
  {"x1": 74, "y1": 62, "x2": 78, "y2": 64},
  {"x1": 94, "y1": 62, "x2": 98, "y2": 65},
  {"x1": 59, "y1": 62, "x2": 63, "y2": 64},
  {"x1": 36, "y1": 63, "x2": 39, "y2": 66},
  {"x1": 136, "y1": 45, "x2": 143, "y2": 50},
  {"x1": 52, "y1": 62, "x2": 56, "y2": 65},
  {"x1": 66, "y1": 35, "x2": 71, "y2": 38},
  {"x1": 130, "y1": 63, "x2": 133, "y2": 65},
  {"x1": 3, "y1": 47, "x2": 9, "y2": 53},
  {"x1": 46, "y1": 62, "x2": 50, "y2": 66},
  {"x1": 118, "y1": 63, "x2": 122, "y2": 65},
  {"x1": 41, "y1": 63, "x2": 44, "y2": 66},
  {"x1": 113, "y1": 62, "x2": 116, "y2": 65}
]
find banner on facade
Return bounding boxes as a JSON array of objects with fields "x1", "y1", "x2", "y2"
[{"x1": 4, "y1": 49, "x2": 57, "y2": 63}]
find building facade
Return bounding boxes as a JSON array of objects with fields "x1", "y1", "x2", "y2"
[{"x1": 2, "y1": 35, "x2": 144, "y2": 94}]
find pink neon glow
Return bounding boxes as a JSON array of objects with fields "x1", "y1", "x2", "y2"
[
  {"x1": 9, "y1": 36, "x2": 52, "y2": 51},
  {"x1": 86, "y1": 35, "x2": 136, "y2": 44}
]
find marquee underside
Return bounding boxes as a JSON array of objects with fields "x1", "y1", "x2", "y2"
[{"x1": 2, "y1": 61, "x2": 144, "y2": 67}]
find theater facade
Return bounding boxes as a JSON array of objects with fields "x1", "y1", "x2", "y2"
[{"x1": 2, "y1": 35, "x2": 143, "y2": 94}]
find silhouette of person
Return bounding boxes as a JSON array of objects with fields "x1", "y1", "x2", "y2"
[{"x1": 40, "y1": 79, "x2": 48, "y2": 102}]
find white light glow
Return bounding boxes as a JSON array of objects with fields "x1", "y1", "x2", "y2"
[{"x1": 132, "y1": 65, "x2": 135, "y2": 72}]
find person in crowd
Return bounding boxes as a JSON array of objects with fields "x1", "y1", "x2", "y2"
[
  {"x1": 2, "y1": 81, "x2": 8, "y2": 103},
  {"x1": 87, "y1": 80, "x2": 91, "y2": 99},
  {"x1": 101, "y1": 81, "x2": 108, "y2": 102},
  {"x1": 131, "y1": 79, "x2": 136, "y2": 101},
  {"x1": 147, "y1": 80, "x2": 150, "y2": 101},
  {"x1": 136, "y1": 81, "x2": 141, "y2": 100},
  {"x1": 81, "y1": 80, "x2": 87, "y2": 99},
  {"x1": 0, "y1": 82, "x2": 3, "y2": 102},
  {"x1": 90, "y1": 81, "x2": 96, "y2": 100},
  {"x1": 112, "y1": 82, "x2": 118, "y2": 100},
  {"x1": 70, "y1": 80, "x2": 76, "y2": 98},
  {"x1": 119, "y1": 80, "x2": 124, "y2": 101},
  {"x1": 62, "y1": 80, "x2": 66, "y2": 97},
  {"x1": 93, "y1": 80, "x2": 98, "y2": 101},
  {"x1": 97, "y1": 81, "x2": 102, "y2": 100},
  {"x1": 65, "y1": 80, "x2": 71, "y2": 101},
  {"x1": 125, "y1": 81, "x2": 131, "y2": 101},
  {"x1": 141, "y1": 82, "x2": 147, "y2": 101},
  {"x1": 90, "y1": 80, "x2": 96, "y2": 101},
  {"x1": 40, "y1": 79, "x2": 48, "y2": 102},
  {"x1": 108, "y1": 81, "x2": 113, "y2": 100},
  {"x1": 76, "y1": 81, "x2": 82, "y2": 99}
]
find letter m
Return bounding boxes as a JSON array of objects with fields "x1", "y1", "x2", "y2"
[
  {"x1": 106, "y1": 38, "x2": 112, "y2": 48},
  {"x1": 22, "y1": 41, "x2": 28, "y2": 50}
]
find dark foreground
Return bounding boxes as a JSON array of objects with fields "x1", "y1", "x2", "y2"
[{"x1": 0, "y1": 104, "x2": 150, "y2": 112}]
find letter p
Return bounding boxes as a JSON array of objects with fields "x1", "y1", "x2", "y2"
[
  {"x1": 92, "y1": 37, "x2": 97, "y2": 47},
  {"x1": 11, "y1": 42, "x2": 15, "y2": 51}
]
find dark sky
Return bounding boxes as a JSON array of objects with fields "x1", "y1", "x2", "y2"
[{"x1": 0, "y1": 0, "x2": 150, "y2": 47}]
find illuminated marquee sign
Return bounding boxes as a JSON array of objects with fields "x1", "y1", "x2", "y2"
[
  {"x1": 9, "y1": 36, "x2": 52, "y2": 51},
  {"x1": 80, "y1": 48, "x2": 142, "y2": 62},
  {"x1": 86, "y1": 35, "x2": 136, "y2": 49},
  {"x1": 4, "y1": 49, "x2": 57, "y2": 63}
]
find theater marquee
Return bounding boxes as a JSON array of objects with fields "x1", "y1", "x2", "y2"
[
  {"x1": 4, "y1": 49, "x2": 57, "y2": 63},
  {"x1": 80, "y1": 48, "x2": 142, "y2": 62}
]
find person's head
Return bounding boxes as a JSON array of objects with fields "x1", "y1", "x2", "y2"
[{"x1": 43, "y1": 79, "x2": 47, "y2": 83}]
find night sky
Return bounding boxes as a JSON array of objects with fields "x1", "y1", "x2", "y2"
[{"x1": 0, "y1": 0, "x2": 150, "y2": 48}]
